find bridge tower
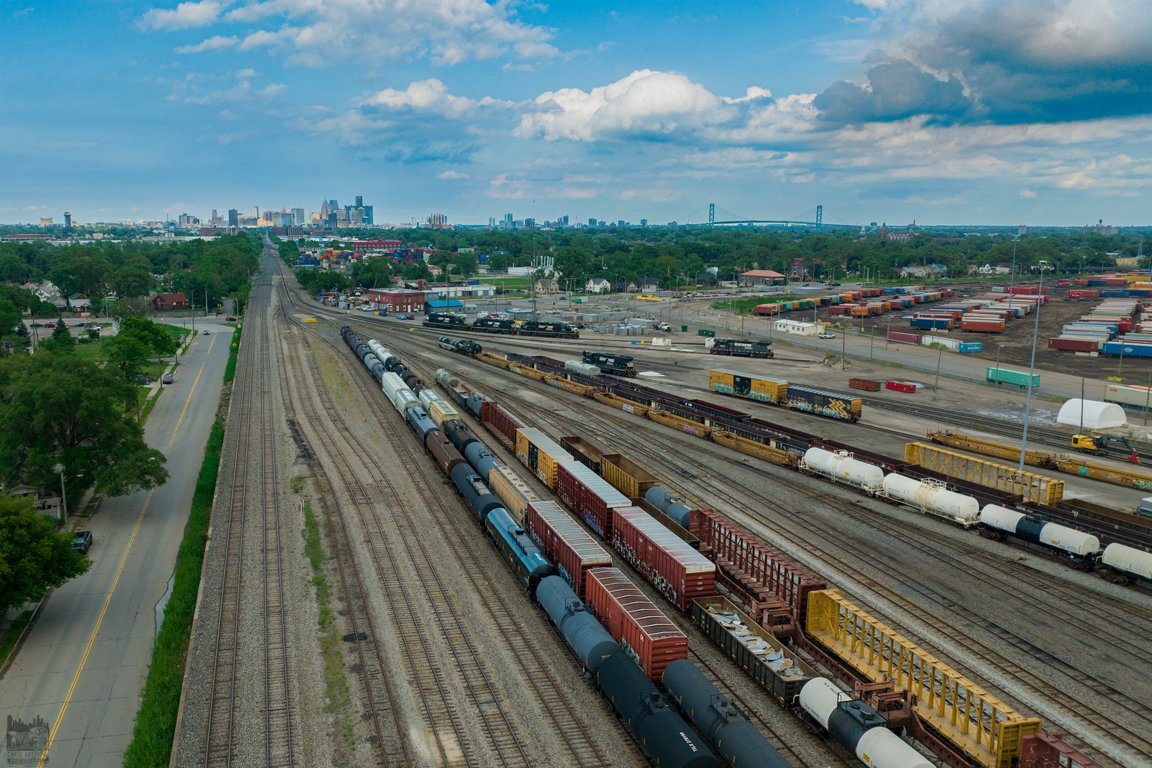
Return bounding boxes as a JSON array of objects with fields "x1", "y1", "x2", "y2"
[
  {"x1": 816, "y1": 204, "x2": 823, "y2": 230},
  {"x1": 708, "y1": 203, "x2": 715, "y2": 226}
]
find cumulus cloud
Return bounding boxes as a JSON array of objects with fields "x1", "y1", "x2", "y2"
[
  {"x1": 849, "y1": 0, "x2": 1152, "y2": 122},
  {"x1": 152, "y1": 0, "x2": 557, "y2": 65},
  {"x1": 517, "y1": 69, "x2": 741, "y2": 142},
  {"x1": 140, "y1": 0, "x2": 222, "y2": 31},
  {"x1": 176, "y1": 35, "x2": 238, "y2": 53},
  {"x1": 814, "y1": 59, "x2": 971, "y2": 125},
  {"x1": 364, "y1": 79, "x2": 513, "y2": 119},
  {"x1": 185, "y1": 79, "x2": 286, "y2": 105}
]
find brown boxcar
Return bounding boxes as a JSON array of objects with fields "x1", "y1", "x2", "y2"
[
  {"x1": 610, "y1": 506, "x2": 716, "y2": 611},
  {"x1": 560, "y1": 435, "x2": 605, "y2": 474},
  {"x1": 426, "y1": 431, "x2": 466, "y2": 475},
  {"x1": 524, "y1": 500, "x2": 612, "y2": 596},
  {"x1": 585, "y1": 567, "x2": 688, "y2": 682},
  {"x1": 481, "y1": 400, "x2": 523, "y2": 448},
  {"x1": 514, "y1": 427, "x2": 574, "y2": 488},
  {"x1": 556, "y1": 461, "x2": 632, "y2": 538},
  {"x1": 488, "y1": 464, "x2": 539, "y2": 523},
  {"x1": 600, "y1": 452, "x2": 658, "y2": 500}
]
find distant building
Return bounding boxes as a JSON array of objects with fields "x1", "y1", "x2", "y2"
[
  {"x1": 64, "y1": 212, "x2": 72, "y2": 228},
  {"x1": 151, "y1": 292, "x2": 190, "y2": 311},
  {"x1": 739, "y1": 269, "x2": 787, "y2": 287},
  {"x1": 585, "y1": 278, "x2": 611, "y2": 294},
  {"x1": 39, "y1": 217, "x2": 53, "y2": 227}
]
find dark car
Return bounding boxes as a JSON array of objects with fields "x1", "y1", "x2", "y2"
[
  {"x1": 72, "y1": 530, "x2": 93, "y2": 554},
  {"x1": 225, "y1": 316, "x2": 237, "y2": 322},
  {"x1": 202, "y1": 330, "x2": 209, "y2": 335},
  {"x1": 162, "y1": 373, "x2": 174, "y2": 384},
  {"x1": 396, "y1": 313, "x2": 415, "y2": 320}
]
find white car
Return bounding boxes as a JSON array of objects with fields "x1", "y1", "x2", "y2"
[{"x1": 818, "y1": 332, "x2": 836, "y2": 339}]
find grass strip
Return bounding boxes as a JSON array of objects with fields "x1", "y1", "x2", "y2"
[
  {"x1": 223, "y1": 325, "x2": 241, "y2": 383},
  {"x1": 302, "y1": 497, "x2": 355, "y2": 760},
  {"x1": 122, "y1": 417, "x2": 224, "y2": 768}
]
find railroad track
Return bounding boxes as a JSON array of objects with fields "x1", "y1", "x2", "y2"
[
  {"x1": 272, "y1": 298, "x2": 624, "y2": 766},
  {"x1": 202, "y1": 262, "x2": 297, "y2": 766},
  {"x1": 418, "y1": 343, "x2": 1152, "y2": 768}
]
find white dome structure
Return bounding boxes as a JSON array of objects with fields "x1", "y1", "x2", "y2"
[{"x1": 1056, "y1": 399, "x2": 1127, "y2": 430}]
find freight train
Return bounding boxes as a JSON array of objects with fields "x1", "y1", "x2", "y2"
[
  {"x1": 708, "y1": 338, "x2": 774, "y2": 359},
  {"x1": 423, "y1": 311, "x2": 579, "y2": 338},
  {"x1": 709, "y1": 369, "x2": 861, "y2": 422},
  {"x1": 488, "y1": 351, "x2": 1152, "y2": 586},
  {"x1": 341, "y1": 326, "x2": 720, "y2": 768},
  {"x1": 437, "y1": 335, "x2": 482, "y2": 355},
  {"x1": 800, "y1": 447, "x2": 1152, "y2": 582},
  {"x1": 582, "y1": 351, "x2": 636, "y2": 376},
  {"x1": 429, "y1": 356, "x2": 949, "y2": 768}
]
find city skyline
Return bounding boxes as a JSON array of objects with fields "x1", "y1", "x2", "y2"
[{"x1": 2, "y1": 1, "x2": 1150, "y2": 227}]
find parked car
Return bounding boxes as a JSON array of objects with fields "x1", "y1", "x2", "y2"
[
  {"x1": 818, "y1": 332, "x2": 837, "y2": 339},
  {"x1": 225, "y1": 316, "x2": 237, "y2": 322},
  {"x1": 72, "y1": 530, "x2": 93, "y2": 554},
  {"x1": 396, "y1": 314, "x2": 415, "y2": 320},
  {"x1": 162, "y1": 373, "x2": 174, "y2": 385}
]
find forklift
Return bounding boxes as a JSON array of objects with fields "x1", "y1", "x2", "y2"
[{"x1": 1070, "y1": 433, "x2": 1141, "y2": 463}]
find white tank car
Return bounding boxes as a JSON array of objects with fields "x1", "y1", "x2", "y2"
[
  {"x1": 800, "y1": 678, "x2": 933, "y2": 768},
  {"x1": 1039, "y1": 524, "x2": 1100, "y2": 557},
  {"x1": 367, "y1": 339, "x2": 394, "y2": 367},
  {"x1": 435, "y1": 368, "x2": 459, "y2": 388},
  {"x1": 855, "y1": 727, "x2": 935, "y2": 768},
  {"x1": 801, "y1": 447, "x2": 885, "y2": 492},
  {"x1": 979, "y1": 504, "x2": 1025, "y2": 533},
  {"x1": 882, "y1": 474, "x2": 979, "y2": 526},
  {"x1": 1101, "y1": 543, "x2": 1152, "y2": 581},
  {"x1": 798, "y1": 678, "x2": 844, "y2": 729}
]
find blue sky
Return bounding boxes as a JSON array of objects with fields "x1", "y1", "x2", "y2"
[{"x1": 2, "y1": 0, "x2": 1149, "y2": 227}]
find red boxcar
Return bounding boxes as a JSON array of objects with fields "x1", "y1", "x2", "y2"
[
  {"x1": 584, "y1": 567, "x2": 688, "y2": 681},
  {"x1": 557, "y1": 461, "x2": 632, "y2": 538},
  {"x1": 480, "y1": 400, "x2": 522, "y2": 448},
  {"x1": 524, "y1": 500, "x2": 612, "y2": 597},
  {"x1": 610, "y1": 506, "x2": 716, "y2": 611}
]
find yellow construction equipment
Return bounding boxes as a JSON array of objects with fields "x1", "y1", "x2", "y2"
[{"x1": 1070, "y1": 433, "x2": 1140, "y2": 463}]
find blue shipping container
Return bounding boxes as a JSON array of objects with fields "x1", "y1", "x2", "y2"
[
  {"x1": 911, "y1": 317, "x2": 953, "y2": 330},
  {"x1": 958, "y1": 342, "x2": 984, "y2": 354},
  {"x1": 1102, "y1": 342, "x2": 1152, "y2": 358}
]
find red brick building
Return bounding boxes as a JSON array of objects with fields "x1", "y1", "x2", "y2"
[{"x1": 151, "y1": 292, "x2": 190, "y2": 311}]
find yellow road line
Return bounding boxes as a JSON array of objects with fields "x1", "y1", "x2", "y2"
[
  {"x1": 39, "y1": 488, "x2": 156, "y2": 767},
  {"x1": 167, "y1": 352, "x2": 209, "y2": 449}
]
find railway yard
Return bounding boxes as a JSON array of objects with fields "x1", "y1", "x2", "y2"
[{"x1": 174, "y1": 242, "x2": 1152, "y2": 767}]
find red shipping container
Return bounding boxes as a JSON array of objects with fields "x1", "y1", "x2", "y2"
[
  {"x1": 524, "y1": 501, "x2": 612, "y2": 597},
  {"x1": 888, "y1": 331, "x2": 921, "y2": 344},
  {"x1": 884, "y1": 381, "x2": 917, "y2": 393},
  {"x1": 481, "y1": 401, "x2": 522, "y2": 448},
  {"x1": 1048, "y1": 337, "x2": 1100, "y2": 352},
  {"x1": 557, "y1": 461, "x2": 632, "y2": 538},
  {"x1": 610, "y1": 507, "x2": 716, "y2": 611},
  {"x1": 584, "y1": 568, "x2": 688, "y2": 681}
]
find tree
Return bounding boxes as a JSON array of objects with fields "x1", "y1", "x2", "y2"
[
  {"x1": 0, "y1": 353, "x2": 169, "y2": 500},
  {"x1": 118, "y1": 316, "x2": 177, "y2": 360},
  {"x1": 39, "y1": 318, "x2": 76, "y2": 354},
  {"x1": 0, "y1": 494, "x2": 91, "y2": 614},
  {"x1": 354, "y1": 257, "x2": 392, "y2": 289}
]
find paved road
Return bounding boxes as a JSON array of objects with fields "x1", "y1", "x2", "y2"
[{"x1": 0, "y1": 321, "x2": 231, "y2": 768}]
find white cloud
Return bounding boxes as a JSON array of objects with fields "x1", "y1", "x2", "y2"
[
  {"x1": 517, "y1": 69, "x2": 735, "y2": 142},
  {"x1": 140, "y1": 0, "x2": 222, "y2": 31},
  {"x1": 364, "y1": 79, "x2": 513, "y2": 119},
  {"x1": 176, "y1": 35, "x2": 238, "y2": 54},
  {"x1": 235, "y1": 68, "x2": 256, "y2": 79},
  {"x1": 186, "y1": 79, "x2": 286, "y2": 105},
  {"x1": 166, "y1": 0, "x2": 557, "y2": 65},
  {"x1": 438, "y1": 170, "x2": 469, "y2": 180},
  {"x1": 1019, "y1": 189, "x2": 1037, "y2": 198}
]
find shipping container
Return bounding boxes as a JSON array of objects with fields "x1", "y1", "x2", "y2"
[
  {"x1": 610, "y1": 506, "x2": 716, "y2": 611},
  {"x1": 1104, "y1": 383, "x2": 1152, "y2": 410},
  {"x1": 848, "y1": 378, "x2": 882, "y2": 392},
  {"x1": 585, "y1": 568, "x2": 688, "y2": 681},
  {"x1": 1048, "y1": 337, "x2": 1101, "y2": 353},
  {"x1": 910, "y1": 316, "x2": 956, "y2": 330},
  {"x1": 524, "y1": 501, "x2": 612, "y2": 596},
  {"x1": 556, "y1": 461, "x2": 633, "y2": 537},
  {"x1": 957, "y1": 342, "x2": 984, "y2": 354},
  {"x1": 887, "y1": 330, "x2": 922, "y2": 344},
  {"x1": 884, "y1": 381, "x2": 917, "y2": 393},
  {"x1": 515, "y1": 427, "x2": 575, "y2": 488},
  {"x1": 987, "y1": 367, "x2": 1040, "y2": 388},
  {"x1": 1102, "y1": 341, "x2": 1152, "y2": 358},
  {"x1": 708, "y1": 369, "x2": 786, "y2": 404},
  {"x1": 488, "y1": 464, "x2": 540, "y2": 523},
  {"x1": 960, "y1": 318, "x2": 1006, "y2": 333},
  {"x1": 561, "y1": 435, "x2": 605, "y2": 474},
  {"x1": 601, "y1": 452, "x2": 659, "y2": 500}
]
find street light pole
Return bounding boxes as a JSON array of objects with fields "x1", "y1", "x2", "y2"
[
  {"x1": 53, "y1": 463, "x2": 66, "y2": 525},
  {"x1": 1018, "y1": 263, "x2": 1050, "y2": 470},
  {"x1": 932, "y1": 346, "x2": 943, "y2": 400}
]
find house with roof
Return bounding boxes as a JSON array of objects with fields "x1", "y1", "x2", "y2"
[
  {"x1": 151, "y1": 292, "x2": 190, "y2": 311},
  {"x1": 739, "y1": 269, "x2": 787, "y2": 287},
  {"x1": 585, "y1": 278, "x2": 611, "y2": 294},
  {"x1": 67, "y1": 293, "x2": 93, "y2": 314}
]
